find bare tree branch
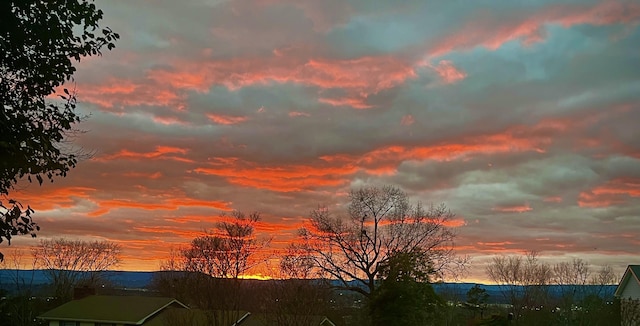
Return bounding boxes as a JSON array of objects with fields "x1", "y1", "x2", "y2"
[
  {"x1": 301, "y1": 185, "x2": 465, "y2": 298},
  {"x1": 32, "y1": 238, "x2": 121, "y2": 301}
]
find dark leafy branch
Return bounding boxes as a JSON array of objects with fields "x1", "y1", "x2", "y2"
[{"x1": 0, "y1": 0, "x2": 119, "y2": 257}]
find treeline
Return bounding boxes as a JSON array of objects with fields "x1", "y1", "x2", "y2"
[
  {"x1": 0, "y1": 239, "x2": 121, "y2": 326},
  {"x1": 474, "y1": 251, "x2": 620, "y2": 325}
]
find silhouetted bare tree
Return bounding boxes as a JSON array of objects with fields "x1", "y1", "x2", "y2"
[
  {"x1": 259, "y1": 244, "x2": 333, "y2": 326},
  {"x1": 32, "y1": 238, "x2": 121, "y2": 301},
  {"x1": 301, "y1": 185, "x2": 465, "y2": 299},
  {"x1": 0, "y1": 249, "x2": 44, "y2": 326},
  {"x1": 486, "y1": 251, "x2": 553, "y2": 316},
  {"x1": 156, "y1": 211, "x2": 268, "y2": 326}
]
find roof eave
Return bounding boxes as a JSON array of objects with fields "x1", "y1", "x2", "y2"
[
  {"x1": 136, "y1": 299, "x2": 190, "y2": 324},
  {"x1": 614, "y1": 265, "x2": 640, "y2": 297},
  {"x1": 38, "y1": 316, "x2": 135, "y2": 324}
]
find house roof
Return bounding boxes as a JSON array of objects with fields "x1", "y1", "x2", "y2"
[
  {"x1": 38, "y1": 295, "x2": 188, "y2": 325},
  {"x1": 159, "y1": 308, "x2": 251, "y2": 326},
  {"x1": 614, "y1": 265, "x2": 640, "y2": 297},
  {"x1": 238, "y1": 313, "x2": 337, "y2": 326}
]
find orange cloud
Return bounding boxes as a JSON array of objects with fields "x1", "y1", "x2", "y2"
[
  {"x1": 578, "y1": 178, "x2": 640, "y2": 207},
  {"x1": 86, "y1": 208, "x2": 110, "y2": 217},
  {"x1": 194, "y1": 163, "x2": 356, "y2": 192},
  {"x1": 429, "y1": 1, "x2": 640, "y2": 57},
  {"x1": 317, "y1": 96, "x2": 372, "y2": 109},
  {"x1": 475, "y1": 241, "x2": 518, "y2": 252},
  {"x1": 164, "y1": 215, "x2": 220, "y2": 224},
  {"x1": 96, "y1": 146, "x2": 192, "y2": 163},
  {"x1": 79, "y1": 50, "x2": 430, "y2": 111},
  {"x1": 255, "y1": 220, "x2": 306, "y2": 234},
  {"x1": 492, "y1": 204, "x2": 533, "y2": 213},
  {"x1": 429, "y1": 60, "x2": 467, "y2": 84},
  {"x1": 557, "y1": 1, "x2": 640, "y2": 27},
  {"x1": 206, "y1": 113, "x2": 249, "y2": 125},
  {"x1": 122, "y1": 171, "x2": 163, "y2": 179},
  {"x1": 194, "y1": 121, "x2": 556, "y2": 192},
  {"x1": 288, "y1": 111, "x2": 310, "y2": 117},
  {"x1": 352, "y1": 124, "x2": 550, "y2": 166},
  {"x1": 578, "y1": 193, "x2": 623, "y2": 208},
  {"x1": 11, "y1": 187, "x2": 96, "y2": 211},
  {"x1": 88, "y1": 198, "x2": 231, "y2": 215},
  {"x1": 79, "y1": 79, "x2": 181, "y2": 108},
  {"x1": 301, "y1": 56, "x2": 416, "y2": 94},
  {"x1": 93, "y1": 80, "x2": 137, "y2": 95},
  {"x1": 153, "y1": 115, "x2": 189, "y2": 126},
  {"x1": 225, "y1": 120, "x2": 558, "y2": 193},
  {"x1": 443, "y1": 218, "x2": 467, "y2": 227},
  {"x1": 145, "y1": 54, "x2": 417, "y2": 109},
  {"x1": 132, "y1": 226, "x2": 200, "y2": 239},
  {"x1": 598, "y1": 177, "x2": 639, "y2": 193},
  {"x1": 114, "y1": 239, "x2": 185, "y2": 270}
]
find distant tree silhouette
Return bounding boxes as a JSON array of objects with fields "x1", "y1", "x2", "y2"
[
  {"x1": 182, "y1": 211, "x2": 265, "y2": 279},
  {"x1": 259, "y1": 244, "x2": 333, "y2": 326},
  {"x1": 486, "y1": 251, "x2": 553, "y2": 317},
  {"x1": 0, "y1": 249, "x2": 46, "y2": 326},
  {"x1": 621, "y1": 298, "x2": 640, "y2": 326},
  {"x1": 552, "y1": 258, "x2": 592, "y2": 319},
  {"x1": 486, "y1": 252, "x2": 619, "y2": 325},
  {"x1": 156, "y1": 211, "x2": 268, "y2": 326},
  {"x1": 0, "y1": 0, "x2": 119, "y2": 260},
  {"x1": 32, "y1": 238, "x2": 121, "y2": 302},
  {"x1": 467, "y1": 284, "x2": 489, "y2": 318}
]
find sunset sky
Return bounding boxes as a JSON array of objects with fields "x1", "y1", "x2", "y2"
[{"x1": 5, "y1": 0, "x2": 640, "y2": 282}]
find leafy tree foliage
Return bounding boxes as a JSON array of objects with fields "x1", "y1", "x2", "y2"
[
  {"x1": 0, "y1": 200, "x2": 37, "y2": 261},
  {"x1": 369, "y1": 250, "x2": 444, "y2": 326},
  {"x1": 0, "y1": 0, "x2": 119, "y2": 259},
  {"x1": 467, "y1": 284, "x2": 489, "y2": 318}
]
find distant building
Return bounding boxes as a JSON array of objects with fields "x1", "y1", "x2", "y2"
[{"x1": 615, "y1": 265, "x2": 640, "y2": 326}]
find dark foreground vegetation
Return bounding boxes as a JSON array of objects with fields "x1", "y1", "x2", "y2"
[{"x1": 0, "y1": 268, "x2": 621, "y2": 326}]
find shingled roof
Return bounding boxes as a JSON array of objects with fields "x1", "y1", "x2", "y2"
[{"x1": 39, "y1": 295, "x2": 188, "y2": 325}]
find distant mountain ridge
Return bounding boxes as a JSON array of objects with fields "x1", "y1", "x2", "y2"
[
  {"x1": 0, "y1": 270, "x2": 616, "y2": 303},
  {"x1": 0, "y1": 270, "x2": 156, "y2": 289}
]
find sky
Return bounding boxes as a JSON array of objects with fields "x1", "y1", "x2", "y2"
[{"x1": 4, "y1": 0, "x2": 640, "y2": 282}]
